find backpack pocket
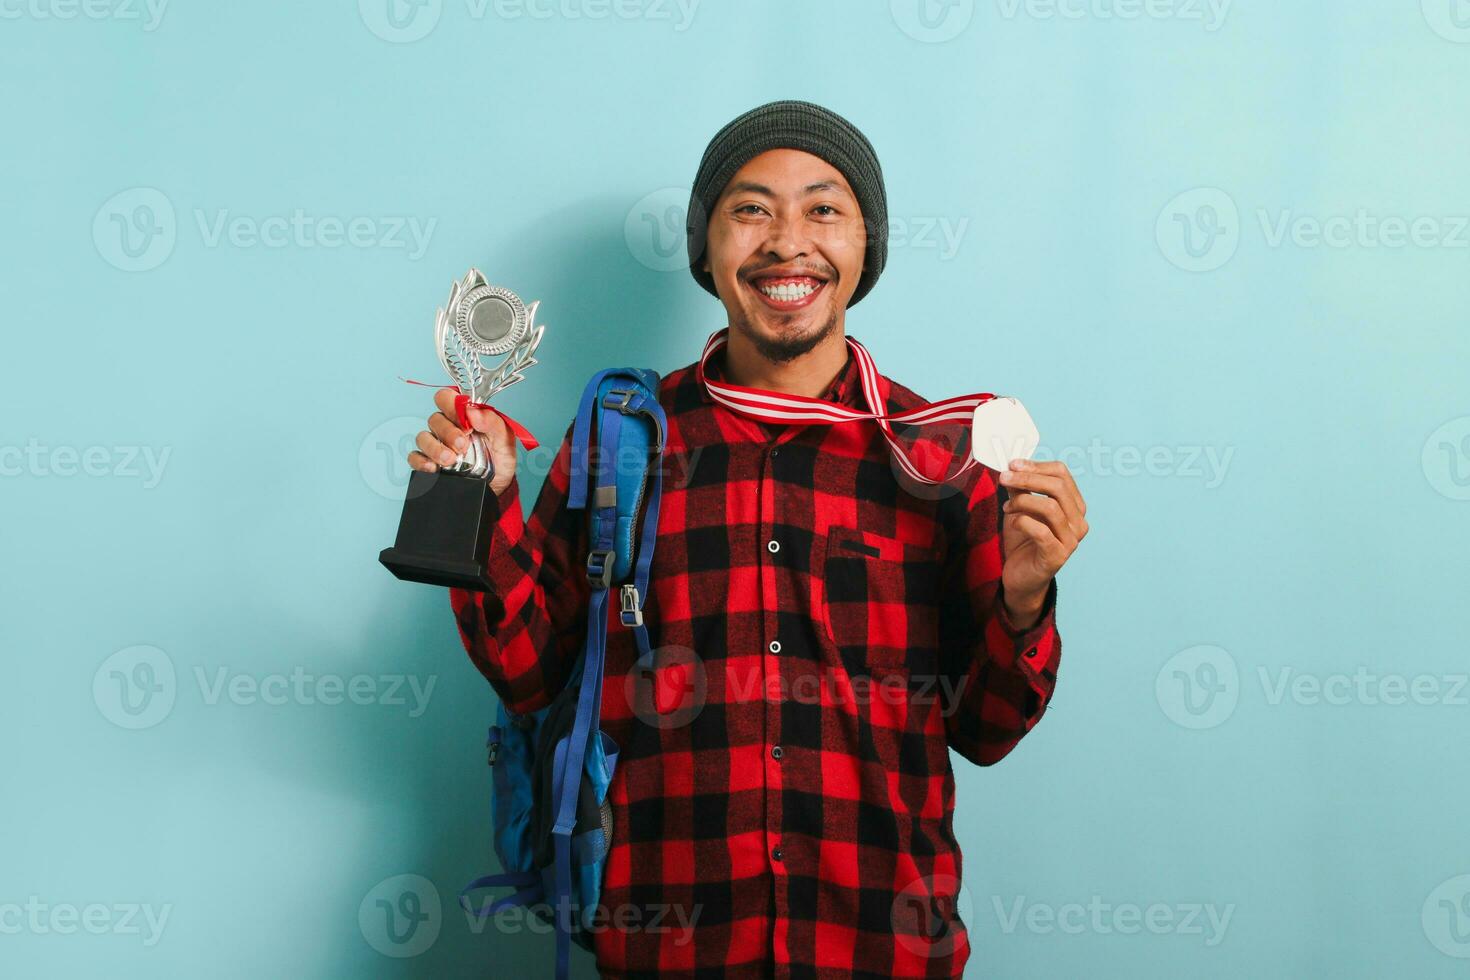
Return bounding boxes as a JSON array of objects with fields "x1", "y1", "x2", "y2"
[{"x1": 489, "y1": 710, "x2": 540, "y2": 876}]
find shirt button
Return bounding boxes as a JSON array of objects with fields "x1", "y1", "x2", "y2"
[
  {"x1": 767, "y1": 539, "x2": 780, "y2": 554},
  {"x1": 768, "y1": 639, "x2": 781, "y2": 653},
  {"x1": 770, "y1": 447, "x2": 780, "y2": 457},
  {"x1": 771, "y1": 745, "x2": 783, "y2": 760},
  {"x1": 772, "y1": 847, "x2": 783, "y2": 861}
]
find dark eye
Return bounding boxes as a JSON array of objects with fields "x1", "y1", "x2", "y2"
[
  {"x1": 735, "y1": 204, "x2": 766, "y2": 216},
  {"x1": 812, "y1": 205, "x2": 839, "y2": 217}
]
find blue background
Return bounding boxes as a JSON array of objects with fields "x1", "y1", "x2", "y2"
[{"x1": 3, "y1": 1, "x2": 1469, "y2": 976}]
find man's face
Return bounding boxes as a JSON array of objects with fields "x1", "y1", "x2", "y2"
[{"x1": 700, "y1": 148, "x2": 867, "y2": 363}]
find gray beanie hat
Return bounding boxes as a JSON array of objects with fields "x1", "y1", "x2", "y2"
[{"x1": 686, "y1": 99, "x2": 888, "y2": 308}]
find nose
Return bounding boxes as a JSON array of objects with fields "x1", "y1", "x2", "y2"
[{"x1": 760, "y1": 208, "x2": 812, "y2": 263}]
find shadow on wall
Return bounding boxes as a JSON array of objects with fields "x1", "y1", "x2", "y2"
[{"x1": 321, "y1": 197, "x2": 708, "y2": 977}]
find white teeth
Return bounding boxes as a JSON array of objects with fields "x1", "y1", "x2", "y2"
[{"x1": 758, "y1": 281, "x2": 819, "y2": 302}]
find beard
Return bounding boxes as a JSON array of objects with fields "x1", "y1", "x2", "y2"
[{"x1": 730, "y1": 306, "x2": 841, "y2": 364}]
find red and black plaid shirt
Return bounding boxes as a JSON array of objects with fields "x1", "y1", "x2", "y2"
[{"x1": 450, "y1": 335, "x2": 1062, "y2": 979}]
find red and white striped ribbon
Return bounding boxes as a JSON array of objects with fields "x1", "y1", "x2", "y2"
[{"x1": 699, "y1": 328, "x2": 995, "y2": 486}]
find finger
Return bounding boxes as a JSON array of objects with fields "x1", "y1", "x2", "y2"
[
  {"x1": 1004, "y1": 492, "x2": 1078, "y2": 552},
  {"x1": 407, "y1": 450, "x2": 439, "y2": 474},
  {"x1": 432, "y1": 386, "x2": 463, "y2": 421},
  {"x1": 1005, "y1": 512, "x2": 1068, "y2": 567},
  {"x1": 1006, "y1": 460, "x2": 1084, "y2": 516},
  {"x1": 416, "y1": 429, "x2": 459, "y2": 469},
  {"x1": 428, "y1": 411, "x2": 470, "y2": 454},
  {"x1": 463, "y1": 402, "x2": 511, "y2": 440},
  {"x1": 1026, "y1": 460, "x2": 1088, "y2": 516},
  {"x1": 1000, "y1": 466, "x2": 1085, "y2": 529},
  {"x1": 999, "y1": 470, "x2": 1081, "y2": 525}
]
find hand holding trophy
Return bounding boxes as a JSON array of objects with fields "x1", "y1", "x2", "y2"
[{"x1": 379, "y1": 269, "x2": 546, "y2": 591}]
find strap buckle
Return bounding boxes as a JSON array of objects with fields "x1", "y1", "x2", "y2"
[
  {"x1": 586, "y1": 549, "x2": 614, "y2": 589},
  {"x1": 619, "y1": 584, "x2": 643, "y2": 627},
  {"x1": 603, "y1": 388, "x2": 638, "y2": 414}
]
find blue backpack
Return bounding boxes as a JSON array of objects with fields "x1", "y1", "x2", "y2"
[{"x1": 460, "y1": 368, "x2": 665, "y2": 979}]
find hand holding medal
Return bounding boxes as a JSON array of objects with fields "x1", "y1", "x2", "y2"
[{"x1": 969, "y1": 397, "x2": 1088, "y2": 628}]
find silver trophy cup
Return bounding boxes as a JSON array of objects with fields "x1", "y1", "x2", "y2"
[
  {"x1": 379, "y1": 270, "x2": 546, "y2": 590},
  {"x1": 434, "y1": 269, "x2": 546, "y2": 478}
]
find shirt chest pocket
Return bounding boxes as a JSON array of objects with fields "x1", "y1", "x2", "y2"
[{"x1": 819, "y1": 525, "x2": 942, "y2": 678}]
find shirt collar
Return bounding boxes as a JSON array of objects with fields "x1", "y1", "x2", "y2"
[{"x1": 697, "y1": 334, "x2": 864, "y2": 408}]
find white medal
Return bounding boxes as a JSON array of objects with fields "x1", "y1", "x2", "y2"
[{"x1": 969, "y1": 396, "x2": 1040, "y2": 472}]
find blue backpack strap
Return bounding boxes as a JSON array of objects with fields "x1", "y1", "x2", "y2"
[
  {"x1": 548, "y1": 367, "x2": 663, "y2": 980},
  {"x1": 618, "y1": 388, "x2": 663, "y2": 669},
  {"x1": 459, "y1": 870, "x2": 543, "y2": 919}
]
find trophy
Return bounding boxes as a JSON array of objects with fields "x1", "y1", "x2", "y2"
[{"x1": 379, "y1": 269, "x2": 545, "y2": 591}]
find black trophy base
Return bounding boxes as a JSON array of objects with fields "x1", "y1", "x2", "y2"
[{"x1": 379, "y1": 469, "x2": 499, "y2": 591}]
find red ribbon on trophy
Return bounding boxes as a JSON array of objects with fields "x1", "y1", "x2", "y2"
[{"x1": 398, "y1": 377, "x2": 540, "y2": 451}]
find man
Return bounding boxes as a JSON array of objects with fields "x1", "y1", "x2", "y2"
[{"x1": 408, "y1": 100, "x2": 1088, "y2": 978}]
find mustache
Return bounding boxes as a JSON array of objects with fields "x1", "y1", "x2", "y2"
[{"x1": 741, "y1": 263, "x2": 835, "y2": 281}]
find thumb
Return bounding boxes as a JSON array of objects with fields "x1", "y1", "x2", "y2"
[{"x1": 464, "y1": 402, "x2": 513, "y2": 442}]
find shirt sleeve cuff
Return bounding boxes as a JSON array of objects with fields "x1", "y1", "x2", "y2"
[{"x1": 987, "y1": 577, "x2": 1060, "y2": 695}]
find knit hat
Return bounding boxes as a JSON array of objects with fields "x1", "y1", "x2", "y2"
[{"x1": 686, "y1": 99, "x2": 888, "y2": 308}]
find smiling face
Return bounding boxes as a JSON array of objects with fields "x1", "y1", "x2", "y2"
[{"x1": 700, "y1": 148, "x2": 867, "y2": 363}]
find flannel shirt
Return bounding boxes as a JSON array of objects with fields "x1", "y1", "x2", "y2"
[{"x1": 449, "y1": 335, "x2": 1062, "y2": 979}]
